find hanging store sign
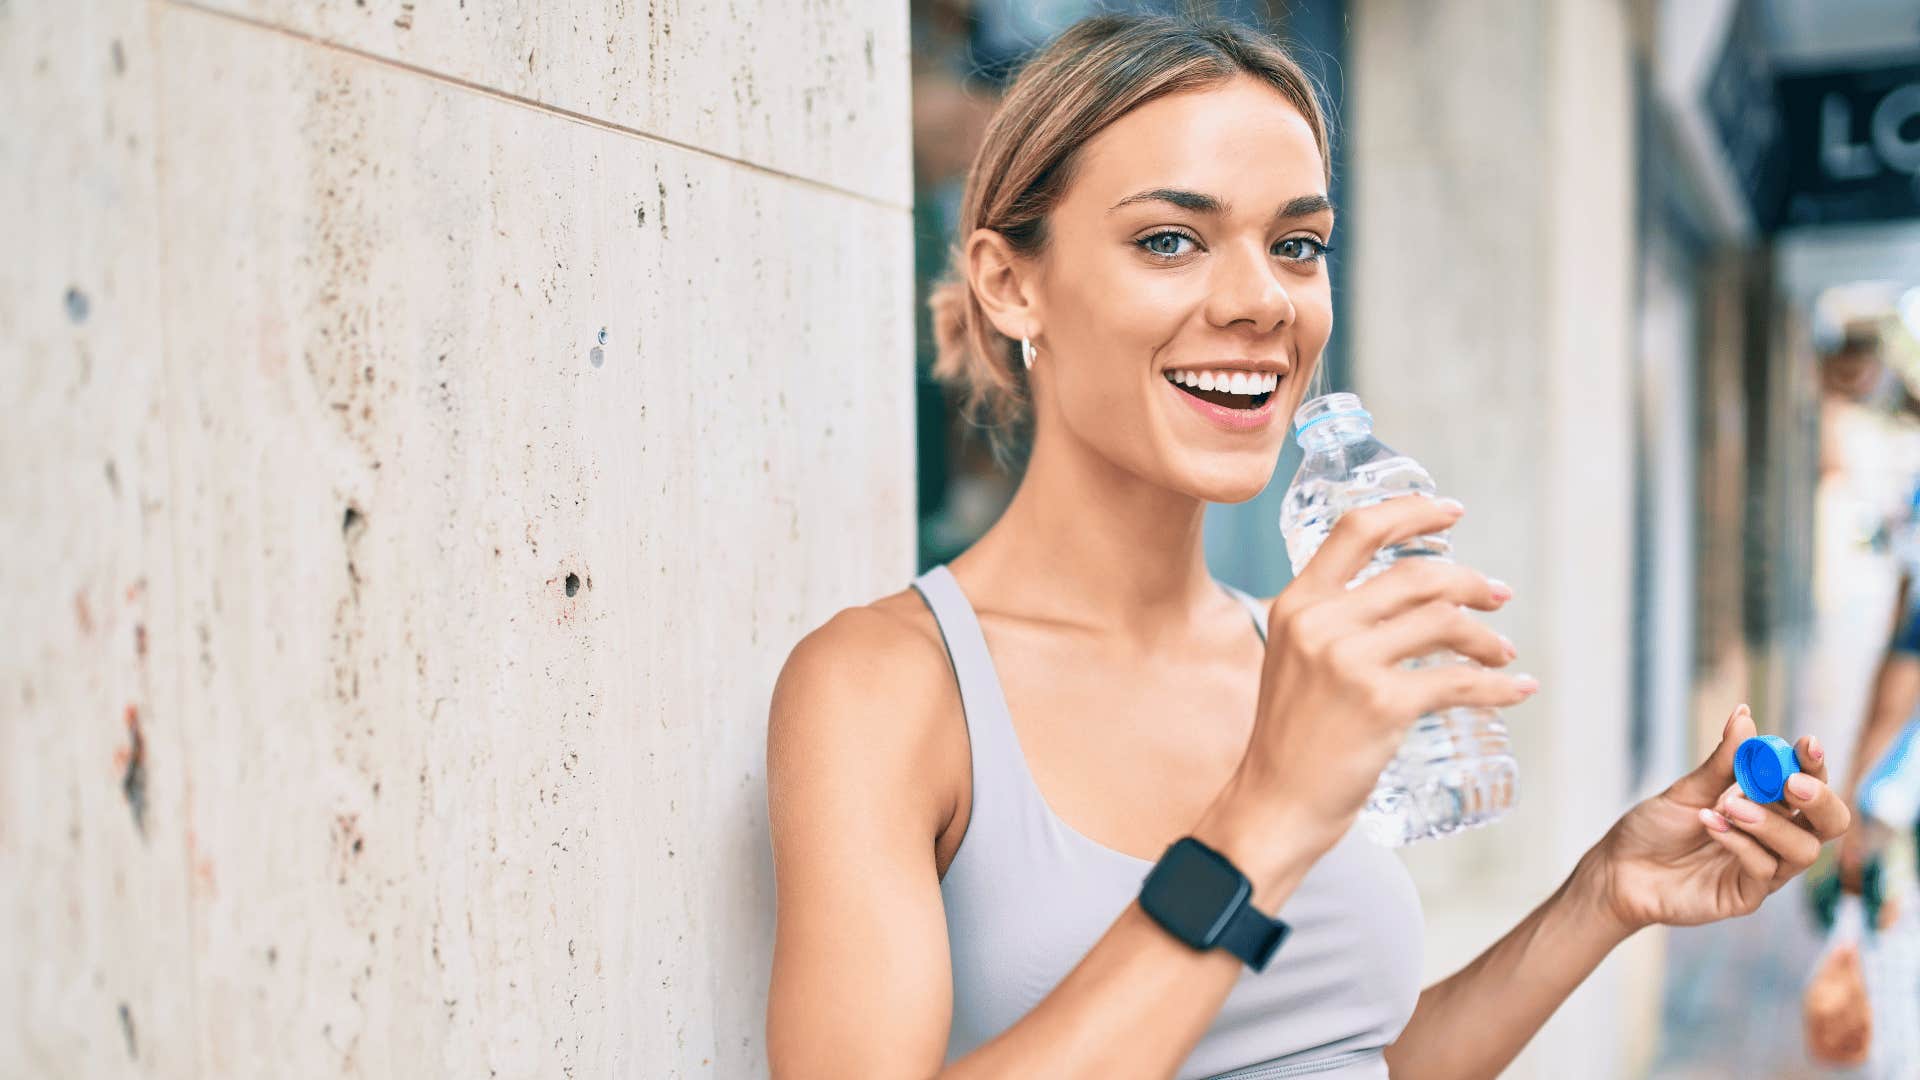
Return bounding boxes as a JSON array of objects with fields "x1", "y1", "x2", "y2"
[{"x1": 1771, "y1": 58, "x2": 1920, "y2": 230}]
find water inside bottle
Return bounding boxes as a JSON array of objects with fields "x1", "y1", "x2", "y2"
[{"x1": 1279, "y1": 392, "x2": 1518, "y2": 846}]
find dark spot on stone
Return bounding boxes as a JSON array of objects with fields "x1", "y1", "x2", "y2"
[
  {"x1": 104, "y1": 459, "x2": 120, "y2": 494},
  {"x1": 267, "y1": 946, "x2": 278, "y2": 965},
  {"x1": 352, "y1": 837, "x2": 363, "y2": 854},
  {"x1": 342, "y1": 506, "x2": 363, "y2": 533},
  {"x1": 111, "y1": 40, "x2": 126, "y2": 75},
  {"x1": 120, "y1": 704, "x2": 147, "y2": 838},
  {"x1": 134, "y1": 623, "x2": 147, "y2": 658},
  {"x1": 118, "y1": 1002, "x2": 136, "y2": 1058},
  {"x1": 65, "y1": 287, "x2": 89, "y2": 324},
  {"x1": 564, "y1": 572, "x2": 580, "y2": 598},
  {"x1": 635, "y1": 205, "x2": 645, "y2": 227},
  {"x1": 589, "y1": 346, "x2": 604, "y2": 368}
]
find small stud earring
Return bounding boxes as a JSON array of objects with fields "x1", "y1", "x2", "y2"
[{"x1": 1021, "y1": 336, "x2": 1036, "y2": 371}]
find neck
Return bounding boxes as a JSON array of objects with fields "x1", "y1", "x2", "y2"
[{"x1": 952, "y1": 414, "x2": 1222, "y2": 638}]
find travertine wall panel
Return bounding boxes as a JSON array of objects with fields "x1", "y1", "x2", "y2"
[
  {"x1": 4, "y1": 0, "x2": 914, "y2": 1075},
  {"x1": 185, "y1": 0, "x2": 913, "y2": 206}
]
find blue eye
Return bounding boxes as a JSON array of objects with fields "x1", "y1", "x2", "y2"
[
  {"x1": 1137, "y1": 231, "x2": 1196, "y2": 258},
  {"x1": 1275, "y1": 236, "x2": 1331, "y2": 262}
]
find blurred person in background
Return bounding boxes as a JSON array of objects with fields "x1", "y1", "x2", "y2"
[
  {"x1": 1812, "y1": 323, "x2": 1919, "y2": 791},
  {"x1": 1814, "y1": 324, "x2": 1920, "y2": 1073}
]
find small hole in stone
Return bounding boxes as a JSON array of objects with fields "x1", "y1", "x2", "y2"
[
  {"x1": 589, "y1": 346, "x2": 604, "y2": 368},
  {"x1": 596, "y1": 327, "x2": 608, "y2": 345},
  {"x1": 342, "y1": 506, "x2": 363, "y2": 533},
  {"x1": 65, "y1": 287, "x2": 90, "y2": 324},
  {"x1": 565, "y1": 573, "x2": 580, "y2": 598}
]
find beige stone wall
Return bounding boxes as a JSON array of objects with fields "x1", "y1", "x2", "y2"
[{"x1": 1, "y1": 2, "x2": 913, "y2": 1075}]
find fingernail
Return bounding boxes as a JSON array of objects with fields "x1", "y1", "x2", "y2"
[
  {"x1": 1514, "y1": 673, "x2": 1539, "y2": 694},
  {"x1": 1488, "y1": 579, "x2": 1513, "y2": 603},
  {"x1": 1809, "y1": 735, "x2": 1825, "y2": 763},
  {"x1": 1435, "y1": 497, "x2": 1465, "y2": 515},
  {"x1": 1788, "y1": 773, "x2": 1816, "y2": 800},
  {"x1": 1738, "y1": 703, "x2": 1751, "y2": 717},
  {"x1": 1498, "y1": 634, "x2": 1517, "y2": 660},
  {"x1": 1725, "y1": 797, "x2": 1765, "y2": 824},
  {"x1": 1700, "y1": 808, "x2": 1730, "y2": 833}
]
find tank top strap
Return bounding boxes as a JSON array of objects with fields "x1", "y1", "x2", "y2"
[
  {"x1": 1218, "y1": 582, "x2": 1270, "y2": 644},
  {"x1": 910, "y1": 564, "x2": 1039, "y2": 835}
]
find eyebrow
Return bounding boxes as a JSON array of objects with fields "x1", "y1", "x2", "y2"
[{"x1": 1106, "y1": 188, "x2": 1335, "y2": 221}]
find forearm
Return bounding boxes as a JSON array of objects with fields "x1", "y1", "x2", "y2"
[
  {"x1": 940, "y1": 781, "x2": 1329, "y2": 1080},
  {"x1": 1384, "y1": 852, "x2": 1630, "y2": 1080},
  {"x1": 1842, "y1": 655, "x2": 1920, "y2": 802}
]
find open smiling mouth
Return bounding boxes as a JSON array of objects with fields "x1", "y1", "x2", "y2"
[{"x1": 1162, "y1": 369, "x2": 1279, "y2": 410}]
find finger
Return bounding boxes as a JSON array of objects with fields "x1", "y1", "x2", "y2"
[
  {"x1": 1668, "y1": 704, "x2": 1757, "y2": 805},
  {"x1": 1794, "y1": 733, "x2": 1830, "y2": 787},
  {"x1": 1299, "y1": 495, "x2": 1465, "y2": 593},
  {"x1": 1365, "y1": 600, "x2": 1515, "y2": 668},
  {"x1": 1700, "y1": 807, "x2": 1780, "y2": 880},
  {"x1": 1782, "y1": 771, "x2": 1852, "y2": 841},
  {"x1": 1395, "y1": 664, "x2": 1538, "y2": 717},
  {"x1": 1719, "y1": 795, "x2": 1821, "y2": 872},
  {"x1": 1344, "y1": 557, "x2": 1511, "y2": 625}
]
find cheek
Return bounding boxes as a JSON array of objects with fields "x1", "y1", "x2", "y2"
[
  {"x1": 1291, "y1": 277, "x2": 1334, "y2": 349},
  {"x1": 1051, "y1": 271, "x2": 1188, "y2": 401}
]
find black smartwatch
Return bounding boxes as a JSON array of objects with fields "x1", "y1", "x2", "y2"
[{"x1": 1138, "y1": 837, "x2": 1290, "y2": 972}]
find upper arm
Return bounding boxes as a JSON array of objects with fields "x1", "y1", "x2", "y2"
[{"x1": 766, "y1": 607, "x2": 959, "y2": 1078}]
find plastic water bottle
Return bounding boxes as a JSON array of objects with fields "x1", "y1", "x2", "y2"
[{"x1": 1278, "y1": 392, "x2": 1518, "y2": 846}]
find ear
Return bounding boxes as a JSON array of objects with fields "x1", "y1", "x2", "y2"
[{"x1": 962, "y1": 226, "x2": 1044, "y2": 343}]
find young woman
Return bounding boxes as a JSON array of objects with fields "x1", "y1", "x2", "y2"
[{"x1": 765, "y1": 14, "x2": 1847, "y2": 1079}]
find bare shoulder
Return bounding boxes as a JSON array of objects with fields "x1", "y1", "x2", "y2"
[
  {"x1": 771, "y1": 587, "x2": 952, "y2": 723},
  {"x1": 767, "y1": 586, "x2": 961, "y2": 816}
]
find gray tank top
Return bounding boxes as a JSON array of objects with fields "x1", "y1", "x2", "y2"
[{"x1": 912, "y1": 564, "x2": 1425, "y2": 1079}]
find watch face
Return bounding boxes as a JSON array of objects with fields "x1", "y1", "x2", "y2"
[{"x1": 1143, "y1": 839, "x2": 1251, "y2": 946}]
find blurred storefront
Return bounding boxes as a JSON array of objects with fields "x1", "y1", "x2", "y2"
[{"x1": 908, "y1": 1, "x2": 1920, "y2": 1076}]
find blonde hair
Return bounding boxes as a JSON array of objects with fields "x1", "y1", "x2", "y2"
[{"x1": 928, "y1": 13, "x2": 1332, "y2": 468}]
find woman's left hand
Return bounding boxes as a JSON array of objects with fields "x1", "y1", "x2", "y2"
[{"x1": 1583, "y1": 704, "x2": 1851, "y2": 934}]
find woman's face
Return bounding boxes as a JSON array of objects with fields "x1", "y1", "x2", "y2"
[{"x1": 1030, "y1": 76, "x2": 1332, "y2": 502}]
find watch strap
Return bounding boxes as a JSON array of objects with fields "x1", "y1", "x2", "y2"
[{"x1": 1215, "y1": 896, "x2": 1289, "y2": 972}]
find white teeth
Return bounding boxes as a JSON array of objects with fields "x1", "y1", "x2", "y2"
[{"x1": 1163, "y1": 369, "x2": 1281, "y2": 395}]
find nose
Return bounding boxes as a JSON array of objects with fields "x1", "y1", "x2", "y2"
[{"x1": 1203, "y1": 240, "x2": 1295, "y2": 333}]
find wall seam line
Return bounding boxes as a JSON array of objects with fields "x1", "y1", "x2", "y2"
[{"x1": 160, "y1": 0, "x2": 913, "y2": 214}]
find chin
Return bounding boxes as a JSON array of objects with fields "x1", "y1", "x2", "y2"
[{"x1": 1169, "y1": 449, "x2": 1283, "y2": 505}]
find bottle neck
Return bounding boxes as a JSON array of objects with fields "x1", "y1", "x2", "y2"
[{"x1": 1298, "y1": 415, "x2": 1373, "y2": 453}]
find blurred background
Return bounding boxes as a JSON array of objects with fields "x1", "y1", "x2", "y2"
[{"x1": 4, "y1": 0, "x2": 1919, "y2": 1076}]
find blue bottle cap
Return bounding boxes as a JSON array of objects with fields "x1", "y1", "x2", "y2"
[{"x1": 1734, "y1": 735, "x2": 1799, "y2": 804}]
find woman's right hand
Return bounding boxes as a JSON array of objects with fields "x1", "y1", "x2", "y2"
[{"x1": 1203, "y1": 496, "x2": 1534, "y2": 871}]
